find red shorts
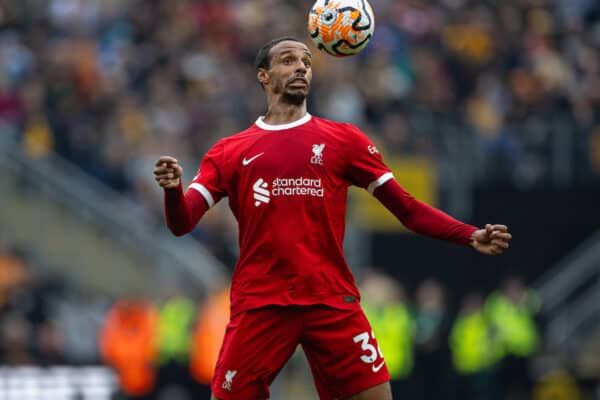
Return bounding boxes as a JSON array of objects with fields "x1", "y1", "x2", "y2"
[{"x1": 211, "y1": 305, "x2": 390, "y2": 400}]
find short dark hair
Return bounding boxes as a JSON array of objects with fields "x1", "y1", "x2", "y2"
[{"x1": 254, "y1": 36, "x2": 304, "y2": 70}]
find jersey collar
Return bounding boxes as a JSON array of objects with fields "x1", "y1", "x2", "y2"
[{"x1": 255, "y1": 113, "x2": 312, "y2": 131}]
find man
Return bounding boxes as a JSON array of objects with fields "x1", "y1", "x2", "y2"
[{"x1": 153, "y1": 37, "x2": 512, "y2": 400}]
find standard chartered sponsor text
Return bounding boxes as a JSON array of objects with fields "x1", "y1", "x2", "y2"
[{"x1": 272, "y1": 177, "x2": 324, "y2": 197}]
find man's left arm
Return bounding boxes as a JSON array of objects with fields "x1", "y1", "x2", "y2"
[{"x1": 374, "y1": 179, "x2": 512, "y2": 255}]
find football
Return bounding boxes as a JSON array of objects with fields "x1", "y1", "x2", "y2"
[{"x1": 308, "y1": 0, "x2": 375, "y2": 57}]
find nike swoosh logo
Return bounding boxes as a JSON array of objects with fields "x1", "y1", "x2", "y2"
[
  {"x1": 372, "y1": 361, "x2": 385, "y2": 373},
  {"x1": 242, "y1": 152, "x2": 264, "y2": 166}
]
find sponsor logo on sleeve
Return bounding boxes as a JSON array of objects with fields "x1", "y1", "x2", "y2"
[{"x1": 368, "y1": 145, "x2": 379, "y2": 154}]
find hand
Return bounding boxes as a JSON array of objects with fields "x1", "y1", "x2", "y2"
[
  {"x1": 470, "y1": 224, "x2": 512, "y2": 255},
  {"x1": 154, "y1": 156, "x2": 183, "y2": 189}
]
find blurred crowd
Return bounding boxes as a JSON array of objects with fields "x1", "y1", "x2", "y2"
[
  {"x1": 1, "y1": 0, "x2": 600, "y2": 205},
  {"x1": 2, "y1": 236, "x2": 596, "y2": 400},
  {"x1": 0, "y1": 239, "x2": 108, "y2": 368},
  {"x1": 1, "y1": 0, "x2": 600, "y2": 264}
]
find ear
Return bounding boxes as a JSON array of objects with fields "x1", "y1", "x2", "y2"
[{"x1": 257, "y1": 69, "x2": 269, "y2": 86}]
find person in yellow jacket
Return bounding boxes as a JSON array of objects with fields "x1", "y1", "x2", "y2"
[
  {"x1": 157, "y1": 295, "x2": 196, "y2": 364},
  {"x1": 450, "y1": 292, "x2": 502, "y2": 400},
  {"x1": 360, "y1": 271, "x2": 415, "y2": 399},
  {"x1": 154, "y1": 293, "x2": 197, "y2": 398},
  {"x1": 485, "y1": 277, "x2": 540, "y2": 399},
  {"x1": 485, "y1": 277, "x2": 539, "y2": 358}
]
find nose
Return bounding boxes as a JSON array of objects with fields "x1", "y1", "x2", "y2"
[{"x1": 295, "y1": 60, "x2": 307, "y2": 74}]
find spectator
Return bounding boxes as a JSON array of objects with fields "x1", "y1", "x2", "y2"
[
  {"x1": 449, "y1": 292, "x2": 502, "y2": 400},
  {"x1": 413, "y1": 279, "x2": 453, "y2": 400},
  {"x1": 99, "y1": 298, "x2": 159, "y2": 399},
  {"x1": 189, "y1": 285, "x2": 230, "y2": 399},
  {"x1": 0, "y1": 312, "x2": 34, "y2": 365},
  {"x1": 155, "y1": 293, "x2": 198, "y2": 399},
  {"x1": 360, "y1": 271, "x2": 416, "y2": 399},
  {"x1": 485, "y1": 276, "x2": 541, "y2": 399}
]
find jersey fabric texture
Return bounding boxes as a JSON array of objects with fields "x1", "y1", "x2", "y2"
[
  {"x1": 189, "y1": 114, "x2": 393, "y2": 317},
  {"x1": 211, "y1": 305, "x2": 390, "y2": 400}
]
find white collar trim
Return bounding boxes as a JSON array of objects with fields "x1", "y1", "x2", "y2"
[{"x1": 255, "y1": 113, "x2": 312, "y2": 131}]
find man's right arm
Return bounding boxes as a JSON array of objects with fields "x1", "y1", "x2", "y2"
[
  {"x1": 164, "y1": 184, "x2": 209, "y2": 236},
  {"x1": 154, "y1": 156, "x2": 209, "y2": 236}
]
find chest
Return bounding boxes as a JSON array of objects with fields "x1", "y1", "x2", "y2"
[
  {"x1": 236, "y1": 133, "x2": 345, "y2": 181},
  {"x1": 228, "y1": 132, "x2": 348, "y2": 208}
]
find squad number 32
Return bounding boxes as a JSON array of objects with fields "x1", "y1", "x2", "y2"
[{"x1": 353, "y1": 331, "x2": 385, "y2": 373}]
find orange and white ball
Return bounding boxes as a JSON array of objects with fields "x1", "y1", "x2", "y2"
[{"x1": 308, "y1": 0, "x2": 375, "y2": 57}]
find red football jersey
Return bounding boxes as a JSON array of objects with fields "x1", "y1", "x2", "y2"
[{"x1": 189, "y1": 114, "x2": 393, "y2": 317}]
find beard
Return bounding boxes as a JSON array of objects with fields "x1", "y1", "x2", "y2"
[
  {"x1": 282, "y1": 89, "x2": 308, "y2": 105},
  {"x1": 277, "y1": 77, "x2": 310, "y2": 105}
]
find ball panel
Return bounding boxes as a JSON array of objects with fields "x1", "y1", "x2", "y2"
[{"x1": 308, "y1": 0, "x2": 375, "y2": 57}]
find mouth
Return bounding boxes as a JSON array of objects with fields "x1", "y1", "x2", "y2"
[{"x1": 287, "y1": 78, "x2": 308, "y2": 88}]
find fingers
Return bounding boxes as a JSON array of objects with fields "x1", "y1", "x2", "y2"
[
  {"x1": 154, "y1": 164, "x2": 183, "y2": 179},
  {"x1": 154, "y1": 156, "x2": 183, "y2": 189},
  {"x1": 482, "y1": 242, "x2": 505, "y2": 255},
  {"x1": 155, "y1": 156, "x2": 178, "y2": 166},
  {"x1": 483, "y1": 237, "x2": 510, "y2": 256},
  {"x1": 154, "y1": 157, "x2": 182, "y2": 177},
  {"x1": 154, "y1": 171, "x2": 175, "y2": 181},
  {"x1": 489, "y1": 224, "x2": 508, "y2": 232},
  {"x1": 154, "y1": 173, "x2": 176, "y2": 182},
  {"x1": 491, "y1": 231, "x2": 512, "y2": 241},
  {"x1": 155, "y1": 174, "x2": 181, "y2": 188},
  {"x1": 474, "y1": 224, "x2": 512, "y2": 255},
  {"x1": 492, "y1": 239, "x2": 509, "y2": 249},
  {"x1": 154, "y1": 163, "x2": 172, "y2": 176},
  {"x1": 158, "y1": 180, "x2": 180, "y2": 189},
  {"x1": 171, "y1": 163, "x2": 183, "y2": 177},
  {"x1": 154, "y1": 171, "x2": 181, "y2": 183},
  {"x1": 485, "y1": 224, "x2": 511, "y2": 241},
  {"x1": 154, "y1": 167, "x2": 181, "y2": 177}
]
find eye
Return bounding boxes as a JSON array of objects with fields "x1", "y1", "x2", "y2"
[
  {"x1": 303, "y1": 60, "x2": 312, "y2": 67},
  {"x1": 283, "y1": 58, "x2": 293, "y2": 65}
]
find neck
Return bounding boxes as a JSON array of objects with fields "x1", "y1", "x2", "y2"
[{"x1": 262, "y1": 101, "x2": 307, "y2": 125}]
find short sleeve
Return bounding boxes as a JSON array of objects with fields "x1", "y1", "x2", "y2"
[
  {"x1": 188, "y1": 141, "x2": 227, "y2": 208},
  {"x1": 345, "y1": 124, "x2": 394, "y2": 194}
]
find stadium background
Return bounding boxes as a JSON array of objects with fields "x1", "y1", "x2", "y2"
[{"x1": 1, "y1": 0, "x2": 599, "y2": 398}]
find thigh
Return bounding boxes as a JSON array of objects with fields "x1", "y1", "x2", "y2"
[
  {"x1": 301, "y1": 306, "x2": 390, "y2": 400},
  {"x1": 211, "y1": 306, "x2": 302, "y2": 400}
]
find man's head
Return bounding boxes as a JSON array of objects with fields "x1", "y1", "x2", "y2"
[{"x1": 255, "y1": 37, "x2": 313, "y2": 105}]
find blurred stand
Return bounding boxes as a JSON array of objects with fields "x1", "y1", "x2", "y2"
[{"x1": 1, "y1": 0, "x2": 600, "y2": 398}]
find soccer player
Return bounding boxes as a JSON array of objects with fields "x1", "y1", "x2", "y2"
[{"x1": 153, "y1": 37, "x2": 512, "y2": 400}]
